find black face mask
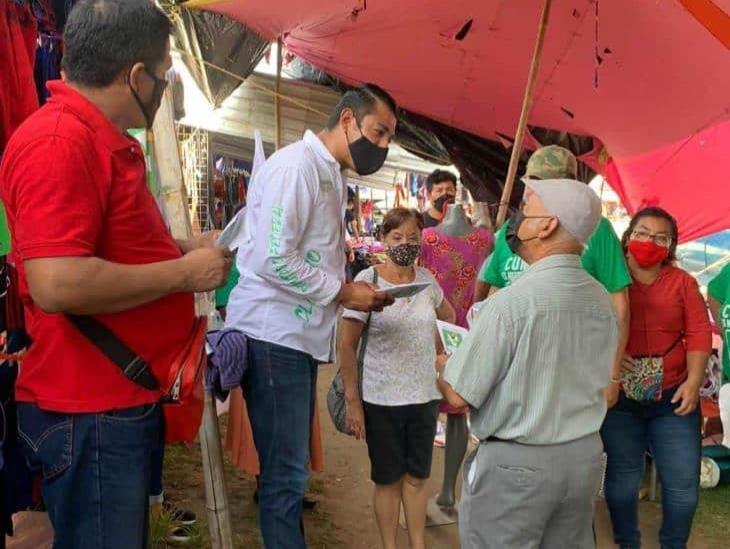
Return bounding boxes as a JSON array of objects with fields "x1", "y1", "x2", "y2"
[
  {"x1": 347, "y1": 121, "x2": 388, "y2": 176},
  {"x1": 505, "y1": 210, "x2": 554, "y2": 255},
  {"x1": 505, "y1": 211, "x2": 531, "y2": 255},
  {"x1": 129, "y1": 67, "x2": 168, "y2": 129},
  {"x1": 433, "y1": 193, "x2": 455, "y2": 214}
]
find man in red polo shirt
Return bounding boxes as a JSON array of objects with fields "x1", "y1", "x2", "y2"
[{"x1": 0, "y1": 1, "x2": 231, "y2": 546}]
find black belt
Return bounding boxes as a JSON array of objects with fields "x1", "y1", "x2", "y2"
[{"x1": 483, "y1": 436, "x2": 509, "y2": 443}]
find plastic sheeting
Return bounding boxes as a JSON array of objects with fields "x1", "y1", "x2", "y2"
[
  {"x1": 186, "y1": 0, "x2": 730, "y2": 242},
  {"x1": 171, "y1": 7, "x2": 268, "y2": 108}
]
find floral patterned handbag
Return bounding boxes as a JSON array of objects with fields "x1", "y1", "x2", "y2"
[{"x1": 621, "y1": 335, "x2": 683, "y2": 402}]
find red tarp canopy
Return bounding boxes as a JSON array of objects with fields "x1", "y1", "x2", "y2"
[{"x1": 190, "y1": 0, "x2": 730, "y2": 242}]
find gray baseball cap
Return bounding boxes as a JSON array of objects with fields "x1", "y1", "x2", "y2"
[{"x1": 523, "y1": 178, "x2": 601, "y2": 244}]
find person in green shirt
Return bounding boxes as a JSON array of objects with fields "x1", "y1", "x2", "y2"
[
  {"x1": 474, "y1": 146, "x2": 631, "y2": 407},
  {"x1": 478, "y1": 216, "x2": 630, "y2": 294},
  {"x1": 708, "y1": 262, "x2": 730, "y2": 382},
  {"x1": 215, "y1": 259, "x2": 240, "y2": 319}
]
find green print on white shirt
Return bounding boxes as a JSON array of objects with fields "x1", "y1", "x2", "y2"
[
  {"x1": 269, "y1": 206, "x2": 309, "y2": 293},
  {"x1": 306, "y1": 250, "x2": 321, "y2": 267},
  {"x1": 268, "y1": 205, "x2": 316, "y2": 322}
]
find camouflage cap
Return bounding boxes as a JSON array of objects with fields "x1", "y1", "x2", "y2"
[{"x1": 525, "y1": 145, "x2": 578, "y2": 180}]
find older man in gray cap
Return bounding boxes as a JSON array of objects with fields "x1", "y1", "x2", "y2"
[{"x1": 437, "y1": 178, "x2": 619, "y2": 549}]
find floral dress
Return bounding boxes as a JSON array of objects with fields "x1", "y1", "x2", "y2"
[
  {"x1": 421, "y1": 227, "x2": 493, "y2": 414},
  {"x1": 421, "y1": 227, "x2": 493, "y2": 328}
]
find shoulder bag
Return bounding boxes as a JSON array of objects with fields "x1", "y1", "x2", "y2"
[
  {"x1": 327, "y1": 268, "x2": 378, "y2": 435},
  {"x1": 67, "y1": 314, "x2": 207, "y2": 443}
]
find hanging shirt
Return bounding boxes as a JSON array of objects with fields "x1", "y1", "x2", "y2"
[
  {"x1": 479, "y1": 217, "x2": 631, "y2": 294},
  {"x1": 0, "y1": 81, "x2": 195, "y2": 413},
  {"x1": 421, "y1": 227, "x2": 493, "y2": 327},
  {"x1": 226, "y1": 131, "x2": 346, "y2": 362},
  {"x1": 627, "y1": 266, "x2": 712, "y2": 390},
  {"x1": 708, "y1": 264, "x2": 730, "y2": 382},
  {"x1": 0, "y1": 1, "x2": 39, "y2": 151}
]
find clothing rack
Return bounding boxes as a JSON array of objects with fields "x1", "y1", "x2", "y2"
[{"x1": 38, "y1": 32, "x2": 61, "y2": 41}]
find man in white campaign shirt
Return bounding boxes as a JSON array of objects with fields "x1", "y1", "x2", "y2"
[{"x1": 226, "y1": 84, "x2": 397, "y2": 548}]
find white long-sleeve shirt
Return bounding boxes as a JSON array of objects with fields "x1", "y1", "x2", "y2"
[{"x1": 225, "y1": 130, "x2": 346, "y2": 361}]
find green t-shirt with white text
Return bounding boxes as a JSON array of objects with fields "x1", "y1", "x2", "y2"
[
  {"x1": 708, "y1": 263, "x2": 730, "y2": 382},
  {"x1": 479, "y1": 216, "x2": 631, "y2": 293}
]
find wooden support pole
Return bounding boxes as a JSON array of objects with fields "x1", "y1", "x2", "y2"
[
  {"x1": 200, "y1": 391, "x2": 234, "y2": 548},
  {"x1": 151, "y1": 87, "x2": 233, "y2": 549},
  {"x1": 275, "y1": 37, "x2": 283, "y2": 150},
  {"x1": 152, "y1": 88, "x2": 193, "y2": 240},
  {"x1": 495, "y1": 0, "x2": 554, "y2": 228}
]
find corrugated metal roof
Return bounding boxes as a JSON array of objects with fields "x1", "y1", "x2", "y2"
[{"x1": 175, "y1": 56, "x2": 453, "y2": 190}]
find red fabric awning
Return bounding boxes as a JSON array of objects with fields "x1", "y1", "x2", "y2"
[{"x1": 194, "y1": 0, "x2": 730, "y2": 242}]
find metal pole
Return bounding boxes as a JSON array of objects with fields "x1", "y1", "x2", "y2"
[{"x1": 495, "y1": 0, "x2": 554, "y2": 228}]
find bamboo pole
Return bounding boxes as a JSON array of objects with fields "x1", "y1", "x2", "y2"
[
  {"x1": 200, "y1": 391, "x2": 234, "y2": 549},
  {"x1": 275, "y1": 37, "x2": 283, "y2": 150},
  {"x1": 495, "y1": 0, "x2": 554, "y2": 228},
  {"x1": 151, "y1": 88, "x2": 233, "y2": 549},
  {"x1": 152, "y1": 89, "x2": 193, "y2": 239},
  {"x1": 178, "y1": 0, "x2": 222, "y2": 8}
]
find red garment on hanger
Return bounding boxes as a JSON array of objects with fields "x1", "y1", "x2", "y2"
[{"x1": 0, "y1": 1, "x2": 39, "y2": 150}]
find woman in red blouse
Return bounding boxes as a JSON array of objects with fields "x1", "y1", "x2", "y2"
[{"x1": 601, "y1": 207, "x2": 712, "y2": 549}]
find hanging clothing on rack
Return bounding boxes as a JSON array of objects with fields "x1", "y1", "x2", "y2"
[
  {"x1": 0, "y1": 0, "x2": 39, "y2": 152},
  {"x1": 51, "y1": 0, "x2": 75, "y2": 33},
  {"x1": 34, "y1": 34, "x2": 61, "y2": 105}
]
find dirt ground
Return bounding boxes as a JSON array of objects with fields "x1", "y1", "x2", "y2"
[
  {"x1": 7, "y1": 363, "x2": 728, "y2": 548},
  {"x1": 303, "y1": 365, "x2": 725, "y2": 549}
]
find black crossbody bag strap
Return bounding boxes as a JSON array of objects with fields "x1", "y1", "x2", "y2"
[
  {"x1": 67, "y1": 314, "x2": 160, "y2": 391},
  {"x1": 355, "y1": 268, "x2": 378, "y2": 398}
]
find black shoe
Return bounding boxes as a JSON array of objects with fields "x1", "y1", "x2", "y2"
[
  {"x1": 166, "y1": 526, "x2": 192, "y2": 544},
  {"x1": 163, "y1": 501, "x2": 197, "y2": 526}
]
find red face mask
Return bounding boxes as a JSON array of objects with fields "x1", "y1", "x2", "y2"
[{"x1": 628, "y1": 240, "x2": 669, "y2": 268}]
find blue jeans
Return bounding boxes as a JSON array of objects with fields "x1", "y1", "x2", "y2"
[
  {"x1": 149, "y1": 418, "x2": 165, "y2": 503},
  {"x1": 601, "y1": 388, "x2": 701, "y2": 549},
  {"x1": 17, "y1": 401, "x2": 161, "y2": 549},
  {"x1": 244, "y1": 338, "x2": 318, "y2": 549}
]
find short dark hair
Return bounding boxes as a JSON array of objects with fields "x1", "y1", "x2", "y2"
[
  {"x1": 62, "y1": 0, "x2": 171, "y2": 87},
  {"x1": 621, "y1": 206, "x2": 679, "y2": 263},
  {"x1": 426, "y1": 169, "x2": 458, "y2": 193},
  {"x1": 381, "y1": 208, "x2": 423, "y2": 238},
  {"x1": 326, "y1": 84, "x2": 398, "y2": 129}
]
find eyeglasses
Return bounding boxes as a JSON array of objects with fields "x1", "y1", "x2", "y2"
[{"x1": 631, "y1": 229, "x2": 672, "y2": 248}]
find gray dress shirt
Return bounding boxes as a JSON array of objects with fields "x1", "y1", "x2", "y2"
[{"x1": 444, "y1": 254, "x2": 619, "y2": 445}]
